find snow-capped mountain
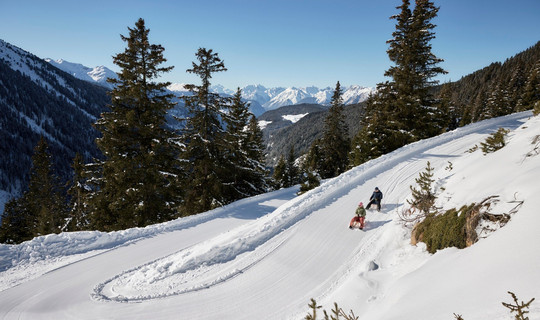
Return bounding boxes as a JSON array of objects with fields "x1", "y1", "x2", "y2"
[
  {"x1": 42, "y1": 57, "x2": 373, "y2": 115},
  {"x1": 45, "y1": 58, "x2": 117, "y2": 89},
  {"x1": 167, "y1": 83, "x2": 374, "y2": 113},
  {"x1": 255, "y1": 85, "x2": 373, "y2": 111},
  {"x1": 262, "y1": 87, "x2": 314, "y2": 110}
]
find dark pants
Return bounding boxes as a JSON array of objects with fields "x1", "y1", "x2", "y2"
[{"x1": 366, "y1": 199, "x2": 381, "y2": 211}]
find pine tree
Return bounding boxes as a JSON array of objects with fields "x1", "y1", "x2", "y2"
[
  {"x1": 272, "y1": 146, "x2": 300, "y2": 189},
  {"x1": 91, "y1": 18, "x2": 182, "y2": 230},
  {"x1": 26, "y1": 137, "x2": 67, "y2": 236},
  {"x1": 299, "y1": 170, "x2": 320, "y2": 195},
  {"x1": 0, "y1": 137, "x2": 67, "y2": 243},
  {"x1": 407, "y1": 161, "x2": 436, "y2": 215},
  {"x1": 518, "y1": 60, "x2": 540, "y2": 111},
  {"x1": 180, "y1": 48, "x2": 230, "y2": 215},
  {"x1": 285, "y1": 146, "x2": 300, "y2": 187},
  {"x1": 318, "y1": 81, "x2": 350, "y2": 178},
  {"x1": 0, "y1": 197, "x2": 32, "y2": 244},
  {"x1": 305, "y1": 139, "x2": 323, "y2": 172},
  {"x1": 65, "y1": 153, "x2": 90, "y2": 231},
  {"x1": 245, "y1": 115, "x2": 270, "y2": 193},
  {"x1": 352, "y1": 0, "x2": 447, "y2": 164},
  {"x1": 272, "y1": 155, "x2": 287, "y2": 189},
  {"x1": 223, "y1": 89, "x2": 268, "y2": 201}
]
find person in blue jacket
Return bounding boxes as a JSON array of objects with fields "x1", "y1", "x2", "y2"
[{"x1": 366, "y1": 187, "x2": 383, "y2": 211}]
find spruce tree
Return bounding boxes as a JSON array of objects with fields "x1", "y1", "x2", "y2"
[
  {"x1": 0, "y1": 197, "x2": 32, "y2": 244},
  {"x1": 223, "y1": 89, "x2": 268, "y2": 201},
  {"x1": 285, "y1": 146, "x2": 300, "y2": 187},
  {"x1": 519, "y1": 60, "x2": 540, "y2": 111},
  {"x1": 272, "y1": 146, "x2": 299, "y2": 189},
  {"x1": 244, "y1": 114, "x2": 270, "y2": 193},
  {"x1": 407, "y1": 161, "x2": 436, "y2": 215},
  {"x1": 26, "y1": 137, "x2": 67, "y2": 236},
  {"x1": 92, "y1": 18, "x2": 181, "y2": 230},
  {"x1": 180, "y1": 48, "x2": 230, "y2": 215},
  {"x1": 65, "y1": 153, "x2": 90, "y2": 231},
  {"x1": 318, "y1": 81, "x2": 350, "y2": 178},
  {"x1": 352, "y1": 0, "x2": 447, "y2": 164},
  {"x1": 272, "y1": 155, "x2": 287, "y2": 189},
  {"x1": 0, "y1": 137, "x2": 67, "y2": 242}
]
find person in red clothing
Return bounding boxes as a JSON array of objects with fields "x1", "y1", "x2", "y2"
[{"x1": 349, "y1": 202, "x2": 366, "y2": 229}]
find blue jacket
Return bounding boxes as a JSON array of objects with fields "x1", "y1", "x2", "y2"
[{"x1": 370, "y1": 190, "x2": 383, "y2": 201}]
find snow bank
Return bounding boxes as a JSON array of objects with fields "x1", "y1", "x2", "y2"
[{"x1": 0, "y1": 188, "x2": 296, "y2": 291}]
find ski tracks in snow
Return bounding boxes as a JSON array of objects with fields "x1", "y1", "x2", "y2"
[{"x1": 92, "y1": 111, "x2": 532, "y2": 305}]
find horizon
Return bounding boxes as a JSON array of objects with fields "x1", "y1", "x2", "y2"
[{"x1": 1, "y1": 0, "x2": 539, "y2": 89}]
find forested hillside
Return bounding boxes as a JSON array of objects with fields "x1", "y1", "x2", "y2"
[
  {"x1": 267, "y1": 41, "x2": 539, "y2": 167},
  {"x1": 435, "y1": 41, "x2": 540, "y2": 125},
  {"x1": 262, "y1": 102, "x2": 365, "y2": 166},
  {"x1": 0, "y1": 41, "x2": 109, "y2": 199}
]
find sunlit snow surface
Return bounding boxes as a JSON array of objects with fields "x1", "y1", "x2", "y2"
[{"x1": 1, "y1": 111, "x2": 539, "y2": 320}]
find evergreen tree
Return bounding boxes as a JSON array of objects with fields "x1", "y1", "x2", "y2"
[
  {"x1": 318, "y1": 81, "x2": 350, "y2": 178},
  {"x1": 0, "y1": 197, "x2": 32, "y2": 244},
  {"x1": 223, "y1": 89, "x2": 269, "y2": 201},
  {"x1": 272, "y1": 155, "x2": 287, "y2": 189},
  {"x1": 305, "y1": 139, "x2": 323, "y2": 172},
  {"x1": 245, "y1": 115, "x2": 270, "y2": 192},
  {"x1": 407, "y1": 161, "x2": 436, "y2": 215},
  {"x1": 180, "y1": 48, "x2": 230, "y2": 215},
  {"x1": 285, "y1": 146, "x2": 300, "y2": 187},
  {"x1": 272, "y1": 146, "x2": 300, "y2": 189},
  {"x1": 0, "y1": 137, "x2": 66, "y2": 243},
  {"x1": 298, "y1": 170, "x2": 321, "y2": 195},
  {"x1": 65, "y1": 153, "x2": 90, "y2": 231},
  {"x1": 91, "y1": 18, "x2": 182, "y2": 230},
  {"x1": 352, "y1": 0, "x2": 447, "y2": 165},
  {"x1": 518, "y1": 60, "x2": 540, "y2": 111},
  {"x1": 26, "y1": 137, "x2": 67, "y2": 236}
]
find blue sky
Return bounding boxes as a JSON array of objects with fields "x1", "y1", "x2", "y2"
[{"x1": 1, "y1": 0, "x2": 539, "y2": 89}]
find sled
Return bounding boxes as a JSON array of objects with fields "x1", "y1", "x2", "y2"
[{"x1": 349, "y1": 216, "x2": 365, "y2": 230}]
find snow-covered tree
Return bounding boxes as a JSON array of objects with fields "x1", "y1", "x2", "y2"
[
  {"x1": 318, "y1": 81, "x2": 350, "y2": 178},
  {"x1": 180, "y1": 48, "x2": 230, "y2": 215},
  {"x1": 91, "y1": 18, "x2": 182, "y2": 230},
  {"x1": 352, "y1": 0, "x2": 447, "y2": 165},
  {"x1": 223, "y1": 88, "x2": 269, "y2": 201}
]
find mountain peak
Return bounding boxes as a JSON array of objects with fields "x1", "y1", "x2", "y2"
[{"x1": 45, "y1": 58, "x2": 117, "y2": 89}]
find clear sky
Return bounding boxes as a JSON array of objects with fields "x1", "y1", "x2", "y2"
[{"x1": 1, "y1": 0, "x2": 539, "y2": 89}]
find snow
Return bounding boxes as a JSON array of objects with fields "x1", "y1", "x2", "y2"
[
  {"x1": 167, "y1": 83, "x2": 374, "y2": 111},
  {"x1": 0, "y1": 111, "x2": 539, "y2": 319},
  {"x1": 282, "y1": 113, "x2": 308, "y2": 123},
  {"x1": 45, "y1": 58, "x2": 117, "y2": 89},
  {"x1": 258, "y1": 120, "x2": 272, "y2": 129}
]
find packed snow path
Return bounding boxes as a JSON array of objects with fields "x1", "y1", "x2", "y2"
[{"x1": 0, "y1": 111, "x2": 537, "y2": 319}]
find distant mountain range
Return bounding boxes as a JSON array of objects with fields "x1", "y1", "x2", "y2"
[
  {"x1": 42, "y1": 60, "x2": 374, "y2": 116},
  {"x1": 167, "y1": 83, "x2": 373, "y2": 115}
]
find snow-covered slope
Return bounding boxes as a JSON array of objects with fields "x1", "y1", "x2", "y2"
[
  {"x1": 45, "y1": 58, "x2": 117, "y2": 89},
  {"x1": 0, "y1": 111, "x2": 538, "y2": 320}
]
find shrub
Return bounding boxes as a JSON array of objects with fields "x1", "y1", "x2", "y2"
[
  {"x1": 480, "y1": 128, "x2": 510, "y2": 154},
  {"x1": 413, "y1": 205, "x2": 471, "y2": 253}
]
